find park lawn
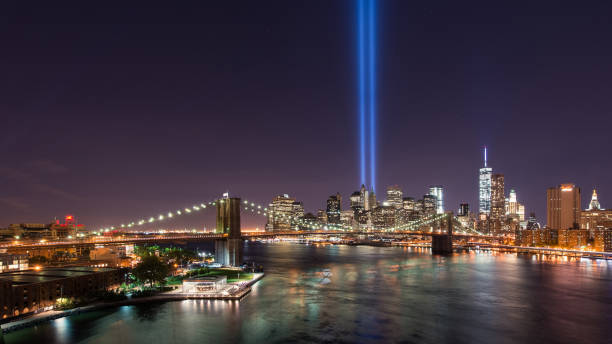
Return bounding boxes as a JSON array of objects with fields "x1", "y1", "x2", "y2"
[{"x1": 204, "y1": 269, "x2": 253, "y2": 282}]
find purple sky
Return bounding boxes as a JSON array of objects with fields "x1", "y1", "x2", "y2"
[{"x1": 1, "y1": 1, "x2": 611, "y2": 230}]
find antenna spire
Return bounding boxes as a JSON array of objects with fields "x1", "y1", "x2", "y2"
[{"x1": 484, "y1": 146, "x2": 487, "y2": 167}]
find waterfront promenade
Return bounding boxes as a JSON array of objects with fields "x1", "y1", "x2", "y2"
[{"x1": 1, "y1": 273, "x2": 264, "y2": 334}]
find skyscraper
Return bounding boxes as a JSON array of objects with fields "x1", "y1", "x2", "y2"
[
  {"x1": 490, "y1": 174, "x2": 505, "y2": 221},
  {"x1": 267, "y1": 194, "x2": 301, "y2": 231},
  {"x1": 428, "y1": 186, "x2": 444, "y2": 214},
  {"x1": 458, "y1": 203, "x2": 469, "y2": 217},
  {"x1": 422, "y1": 195, "x2": 437, "y2": 216},
  {"x1": 326, "y1": 193, "x2": 342, "y2": 224},
  {"x1": 371, "y1": 203, "x2": 395, "y2": 229},
  {"x1": 587, "y1": 189, "x2": 602, "y2": 210},
  {"x1": 350, "y1": 191, "x2": 361, "y2": 210},
  {"x1": 368, "y1": 190, "x2": 377, "y2": 209},
  {"x1": 506, "y1": 189, "x2": 525, "y2": 221},
  {"x1": 359, "y1": 184, "x2": 370, "y2": 210},
  {"x1": 386, "y1": 185, "x2": 403, "y2": 210},
  {"x1": 547, "y1": 184, "x2": 581, "y2": 229},
  {"x1": 479, "y1": 147, "x2": 492, "y2": 215}
]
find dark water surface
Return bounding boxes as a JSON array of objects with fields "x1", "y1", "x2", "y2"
[{"x1": 4, "y1": 243, "x2": 612, "y2": 344}]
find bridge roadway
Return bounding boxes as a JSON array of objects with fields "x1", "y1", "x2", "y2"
[{"x1": 0, "y1": 230, "x2": 495, "y2": 251}]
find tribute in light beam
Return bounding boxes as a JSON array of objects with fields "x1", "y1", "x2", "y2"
[
  {"x1": 368, "y1": 0, "x2": 377, "y2": 192},
  {"x1": 358, "y1": 0, "x2": 366, "y2": 187},
  {"x1": 357, "y1": 0, "x2": 377, "y2": 192}
]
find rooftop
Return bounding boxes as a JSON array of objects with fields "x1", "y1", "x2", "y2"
[
  {"x1": 0, "y1": 267, "x2": 117, "y2": 285},
  {"x1": 184, "y1": 275, "x2": 227, "y2": 283}
]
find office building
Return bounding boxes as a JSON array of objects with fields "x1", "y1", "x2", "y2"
[
  {"x1": 340, "y1": 210, "x2": 355, "y2": 227},
  {"x1": 368, "y1": 190, "x2": 377, "y2": 210},
  {"x1": 371, "y1": 203, "x2": 395, "y2": 229},
  {"x1": 580, "y1": 209, "x2": 612, "y2": 231},
  {"x1": 422, "y1": 195, "x2": 437, "y2": 217},
  {"x1": 402, "y1": 197, "x2": 416, "y2": 211},
  {"x1": 359, "y1": 185, "x2": 370, "y2": 210},
  {"x1": 428, "y1": 186, "x2": 444, "y2": 214},
  {"x1": 490, "y1": 174, "x2": 505, "y2": 221},
  {"x1": 326, "y1": 193, "x2": 342, "y2": 224},
  {"x1": 386, "y1": 185, "x2": 403, "y2": 210},
  {"x1": 526, "y1": 213, "x2": 541, "y2": 230},
  {"x1": 478, "y1": 147, "x2": 492, "y2": 215},
  {"x1": 317, "y1": 209, "x2": 328, "y2": 224},
  {"x1": 349, "y1": 191, "x2": 361, "y2": 210},
  {"x1": 505, "y1": 189, "x2": 525, "y2": 221},
  {"x1": 266, "y1": 194, "x2": 300, "y2": 231},
  {"x1": 587, "y1": 189, "x2": 602, "y2": 210},
  {"x1": 458, "y1": 203, "x2": 469, "y2": 217},
  {"x1": 547, "y1": 184, "x2": 581, "y2": 230}
]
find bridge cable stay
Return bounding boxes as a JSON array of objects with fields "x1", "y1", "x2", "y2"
[{"x1": 96, "y1": 196, "x2": 482, "y2": 236}]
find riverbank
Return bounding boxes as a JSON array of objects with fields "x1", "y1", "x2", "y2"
[{"x1": 1, "y1": 273, "x2": 264, "y2": 334}]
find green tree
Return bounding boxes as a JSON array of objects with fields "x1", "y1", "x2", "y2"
[
  {"x1": 162, "y1": 247, "x2": 198, "y2": 266},
  {"x1": 132, "y1": 255, "x2": 169, "y2": 287},
  {"x1": 134, "y1": 245, "x2": 160, "y2": 258}
]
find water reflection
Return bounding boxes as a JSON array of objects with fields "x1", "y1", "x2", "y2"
[
  {"x1": 3, "y1": 243, "x2": 612, "y2": 344},
  {"x1": 133, "y1": 302, "x2": 164, "y2": 322}
]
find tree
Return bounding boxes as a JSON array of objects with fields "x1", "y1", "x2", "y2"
[
  {"x1": 162, "y1": 247, "x2": 198, "y2": 266},
  {"x1": 132, "y1": 255, "x2": 169, "y2": 288},
  {"x1": 134, "y1": 245, "x2": 160, "y2": 258}
]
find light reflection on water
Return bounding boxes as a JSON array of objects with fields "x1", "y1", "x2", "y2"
[{"x1": 3, "y1": 243, "x2": 612, "y2": 344}]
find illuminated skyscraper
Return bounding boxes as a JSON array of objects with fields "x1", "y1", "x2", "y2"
[
  {"x1": 479, "y1": 147, "x2": 492, "y2": 215},
  {"x1": 386, "y1": 185, "x2": 403, "y2": 210},
  {"x1": 587, "y1": 189, "x2": 602, "y2": 210},
  {"x1": 422, "y1": 195, "x2": 437, "y2": 216},
  {"x1": 359, "y1": 184, "x2": 369, "y2": 210},
  {"x1": 326, "y1": 193, "x2": 342, "y2": 224},
  {"x1": 317, "y1": 209, "x2": 328, "y2": 224},
  {"x1": 371, "y1": 202, "x2": 395, "y2": 229},
  {"x1": 350, "y1": 191, "x2": 361, "y2": 210},
  {"x1": 490, "y1": 174, "x2": 505, "y2": 221},
  {"x1": 402, "y1": 197, "x2": 416, "y2": 211},
  {"x1": 506, "y1": 189, "x2": 525, "y2": 221},
  {"x1": 266, "y1": 194, "x2": 302, "y2": 231},
  {"x1": 428, "y1": 186, "x2": 444, "y2": 214},
  {"x1": 547, "y1": 184, "x2": 581, "y2": 229},
  {"x1": 368, "y1": 189, "x2": 377, "y2": 209}
]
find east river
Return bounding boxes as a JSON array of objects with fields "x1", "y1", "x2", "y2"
[{"x1": 4, "y1": 243, "x2": 612, "y2": 343}]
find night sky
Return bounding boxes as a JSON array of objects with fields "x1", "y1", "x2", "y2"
[{"x1": 1, "y1": 1, "x2": 611, "y2": 230}]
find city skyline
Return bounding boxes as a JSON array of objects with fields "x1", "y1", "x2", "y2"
[
  {"x1": 1, "y1": 1, "x2": 611, "y2": 229},
  {"x1": 0, "y1": 2, "x2": 611, "y2": 343}
]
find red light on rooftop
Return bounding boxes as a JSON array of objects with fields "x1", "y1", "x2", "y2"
[{"x1": 65, "y1": 215, "x2": 74, "y2": 221}]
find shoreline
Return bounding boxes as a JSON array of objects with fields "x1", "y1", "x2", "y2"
[{"x1": 1, "y1": 272, "x2": 264, "y2": 334}]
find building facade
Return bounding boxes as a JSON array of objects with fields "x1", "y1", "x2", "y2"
[
  {"x1": 428, "y1": 186, "x2": 444, "y2": 214},
  {"x1": 386, "y1": 186, "x2": 403, "y2": 210},
  {"x1": 0, "y1": 267, "x2": 122, "y2": 319},
  {"x1": 547, "y1": 184, "x2": 581, "y2": 230},
  {"x1": 490, "y1": 174, "x2": 505, "y2": 221},
  {"x1": 266, "y1": 194, "x2": 301, "y2": 231},
  {"x1": 326, "y1": 193, "x2": 342, "y2": 224}
]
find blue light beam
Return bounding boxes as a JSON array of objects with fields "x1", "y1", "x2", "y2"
[
  {"x1": 356, "y1": 0, "x2": 377, "y2": 192},
  {"x1": 358, "y1": 0, "x2": 366, "y2": 186},
  {"x1": 368, "y1": 0, "x2": 377, "y2": 193}
]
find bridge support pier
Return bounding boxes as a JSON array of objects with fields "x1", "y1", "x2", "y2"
[
  {"x1": 432, "y1": 214, "x2": 453, "y2": 254},
  {"x1": 214, "y1": 196, "x2": 243, "y2": 267},
  {"x1": 215, "y1": 238, "x2": 243, "y2": 267}
]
